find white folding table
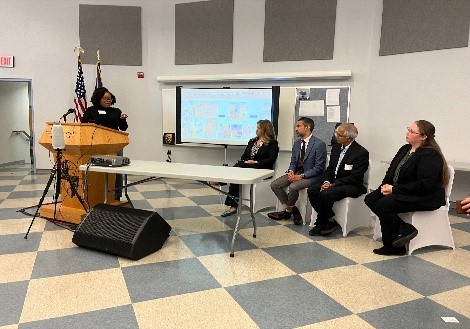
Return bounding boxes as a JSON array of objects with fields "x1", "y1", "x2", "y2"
[{"x1": 79, "y1": 160, "x2": 274, "y2": 257}]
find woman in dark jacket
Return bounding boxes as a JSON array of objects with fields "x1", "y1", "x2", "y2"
[
  {"x1": 82, "y1": 87, "x2": 128, "y2": 200},
  {"x1": 220, "y1": 119, "x2": 279, "y2": 217},
  {"x1": 365, "y1": 120, "x2": 449, "y2": 256}
]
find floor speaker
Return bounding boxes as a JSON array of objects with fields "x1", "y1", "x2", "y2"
[{"x1": 72, "y1": 203, "x2": 171, "y2": 260}]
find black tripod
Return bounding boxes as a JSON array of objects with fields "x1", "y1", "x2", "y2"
[{"x1": 24, "y1": 148, "x2": 88, "y2": 239}]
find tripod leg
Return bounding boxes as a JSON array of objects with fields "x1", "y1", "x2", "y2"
[
  {"x1": 24, "y1": 165, "x2": 57, "y2": 239},
  {"x1": 61, "y1": 167, "x2": 88, "y2": 213}
]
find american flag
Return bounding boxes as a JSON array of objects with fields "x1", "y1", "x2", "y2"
[
  {"x1": 95, "y1": 60, "x2": 103, "y2": 90},
  {"x1": 73, "y1": 57, "x2": 87, "y2": 122}
]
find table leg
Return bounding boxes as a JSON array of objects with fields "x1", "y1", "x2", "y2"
[
  {"x1": 123, "y1": 174, "x2": 134, "y2": 208},
  {"x1": 250, "y1": 184, "x2": 256, "y2": 238},
  {"x1": 104, "y1": 173, "x2": 109, "y2": 204}
]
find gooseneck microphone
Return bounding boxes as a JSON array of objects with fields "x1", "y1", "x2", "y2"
[{"x1": 61, "y1": 108, "x2": 75, "y2": 122}]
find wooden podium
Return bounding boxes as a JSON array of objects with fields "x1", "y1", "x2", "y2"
[{"x1": 38, "y1": 122, "x2": 129, "y2": 224}]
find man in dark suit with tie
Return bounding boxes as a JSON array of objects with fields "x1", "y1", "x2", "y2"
[
  {"x1": 308, "y1": 123, "x2": 369, "y2": 236},
  {"x1": 268, "y1": 117, "x2": 327, "y2": 225}
]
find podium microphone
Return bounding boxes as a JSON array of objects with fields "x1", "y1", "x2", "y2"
[{"x1": 61, "y1": 108, "x2": 75, "y2": 122}]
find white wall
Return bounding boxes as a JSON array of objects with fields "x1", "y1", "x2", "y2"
[
  {"x1": 0, "y1": 0, "x2": 468, "y2": 198},
  {"x1": 0, "y1": 82, "x2": 31, "y2": 165}
]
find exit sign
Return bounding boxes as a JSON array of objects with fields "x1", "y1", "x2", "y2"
[{"x1": 0, "y1": 56, "x2": 14, "y2": 68}]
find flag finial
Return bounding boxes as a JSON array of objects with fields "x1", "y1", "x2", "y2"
[
  {"x1": 74, "y1": 46, "x2": 84, "y2": 57},
  {"x1": 97, "y1": 50, "x2": 100, "y2": 61}
]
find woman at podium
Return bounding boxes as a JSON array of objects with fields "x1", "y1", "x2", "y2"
[{"x1": 83, "y1": 87, "x2": 129, "y2": 201}]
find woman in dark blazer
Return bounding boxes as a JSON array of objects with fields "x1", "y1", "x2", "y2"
[
  {"x1": 365, "y1": 120, "x2": 449, "y2": 256},
  {"x1": 220, "y1": 120, "x2": 279, "y2": 217}
]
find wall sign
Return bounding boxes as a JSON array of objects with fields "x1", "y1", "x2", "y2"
[{"x1": 0, "y1": 56, "x2": 14, "y2": 68}]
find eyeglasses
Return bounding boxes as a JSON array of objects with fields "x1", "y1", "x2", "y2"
[
  {"x1": 406, "y1": 127, "x2": 420, "y2": 135},
  {"x1": 102, "y1": 97, "x2": 112, "y2": 101},
  {"x1": 335, "y1": 131, "x2": 346, "y2": 138}
]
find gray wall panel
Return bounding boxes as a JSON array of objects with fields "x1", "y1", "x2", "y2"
[
  {"x1": 263, "y1": 0, "x2": 337, "y2": 62},
  {"x1": 79, "y1": 5, "x2": 142, "y2": 66},
  {"x1": 175, "y1": 0, "x2": 234, "y2": 65},
  {"x1": 380, "y1": 0, "x2": 470, "y2": 56}
]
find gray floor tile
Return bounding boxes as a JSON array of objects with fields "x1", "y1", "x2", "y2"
[
  {"x1": 0, "y1": 281, "x2": 29, "y2": 326},
  {"x1": 158, "y1": 206, "x2": 212, "y2": 220},
  {"x1": 359, "y1": 298, "x2": 470, "y2": 329},
  {"x1": 31, "y1": 248, "x2": 120, "y2": 279},
  {"x1": 19, "y1": 305, "x2": 139, "y2": 329},
  {"x1": 451, "y1": 222, "x2": 470, "y2": 233},
  {"x1": 365, "y1": 257, "x2": 470, "y2": 295},
  {"x1": 179, "y1": 231, "x2": 257, "y2": 256},
  {"x1": 0, "y1": 208, "x2": 32, "y2": 219},
  {"x1": 0, "y1": 185, "x2": 16, "y2": 192},
  {"x1": 218, "y1": 212, "x2": 279, "y2": 229},
  {"x1": 122, "y1": 258, "x2": 220, "y2": 302},
  {"x1": 140, "y1": 189, "x2": 184, "y2": 199},
  {"x1": 189, "y1": 194, "x2": 224, "y2": 205},
  {"x1": 265, "y1": 242, "x2": 357, "y2": 273},
  {"x1": 9, "y1": 190, "x2": 54, "y2": 199},
  {"x1": 226, "y1": 275, "x2": 351, "y2": 329},
  {"x1": 0, "y1": 233, "x2": 42, "y2": 255},
  {"x1": 127, "y1": 199, "x2": 153, "y2": 211}
]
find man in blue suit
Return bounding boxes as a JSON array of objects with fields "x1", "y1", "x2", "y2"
[
  {"x1": 308, "y1": 123, "x2": 369, "y2": 236},
  {"x1": 268, "y1": 117, "x2": 327, "y2": 225}
]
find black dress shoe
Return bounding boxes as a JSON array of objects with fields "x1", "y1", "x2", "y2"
[
  {"x1": 320, "y1": 220, "x2": 340, "y2": 236},
  {"x1": 267, "y1": 210, "x2": 292, "y2": 221},
  {"x1": 392, "y1": 224, "x2": 418, "y2": 247},
  {"x1": 291, "y1": 206, "x2": 303, "y2": 225},
  {"x1": 373, "y1": 246, "x2": 407, "y2": 256},
  {"x1": 309, "y1": 225, "x2": 325, "y2": 236}
]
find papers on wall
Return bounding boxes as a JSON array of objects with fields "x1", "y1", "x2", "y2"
[
  {"x1": 327, "y1": 106, "x2": 341, "y2": 122},
  {"x1": 326, "y1": 88, "x2": 340, "y2": 105},
  {"x1": 299, "y1": 100, "x2": 324, "y2": 116}
]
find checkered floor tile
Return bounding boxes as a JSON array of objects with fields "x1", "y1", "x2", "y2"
[{"x1": 0, "y1": 165, "x2": 469, "y2": 328}]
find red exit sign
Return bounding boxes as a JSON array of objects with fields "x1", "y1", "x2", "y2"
[{"x1": 0, "y1": 56, "x2": 14, "y2": 68}]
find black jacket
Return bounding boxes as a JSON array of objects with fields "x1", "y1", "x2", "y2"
[
  {"x1": 324, "y1": 141, "x2": 369, "y2": 194},
  {"x1": 239, "y1": 138, "x2": 279, "y2": 169},
  {"x1": 381, "y1": 144, "x2": 445, "y2": 208},
  {"x1": 82, "y1": 105, "x2": 128, "y2": 131}
]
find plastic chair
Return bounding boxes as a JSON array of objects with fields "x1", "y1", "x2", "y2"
[
  {"x1": 241, "y1": 168, "x2": 277, "y2": 213},
  {"x1": 373, "y1": 165, "x2": 455, "y2": 255},
  {"x1": 310, "y1": 161, "x2": 372, "y2": 236}
]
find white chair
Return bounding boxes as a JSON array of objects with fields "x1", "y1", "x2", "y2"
[
  {"x1": 241, "y1": 168, "x2": 277, "y2": 213},
  {"x1": 373, "y1": 165, "x2": 455, "y2": 255},
  {"x1": 310, "y1": 161, "x2": 372, "y2": 237}
]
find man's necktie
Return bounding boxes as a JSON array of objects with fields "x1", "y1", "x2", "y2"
[
  {"x1": 298, "y1": 140, "x2": 306, "y2": 168},
  {"x1": 335, "y1": 147, "x2": 347, "y2": 178}
]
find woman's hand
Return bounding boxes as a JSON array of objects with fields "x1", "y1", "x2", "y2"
[
  {"x1": 120, "y1": 113, "x2": 128, "y2": 119},
  {"x1": 244, "y1": 160, "x2": 257, "y2": 164}
]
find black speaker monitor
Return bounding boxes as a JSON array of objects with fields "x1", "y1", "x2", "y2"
[{"x1": 72, "y1": 204, "x2": 171, "y2": 260}]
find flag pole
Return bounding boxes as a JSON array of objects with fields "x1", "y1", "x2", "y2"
[{"x1": 95, "y1": 49, "x2": 103, "y2": 90}]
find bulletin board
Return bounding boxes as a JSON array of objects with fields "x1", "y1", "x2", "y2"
[{"x1": 294, "y1": 86, "x2": 350, "y2": 151}]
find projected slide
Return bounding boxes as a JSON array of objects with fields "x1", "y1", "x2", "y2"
[{"x1": 179, "y1": 88, "x2": 274, "y2": 145}]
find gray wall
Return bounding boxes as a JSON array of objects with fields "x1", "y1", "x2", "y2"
[{"x1": 0, "y1": 0, "x2": 469, "y2": 199}]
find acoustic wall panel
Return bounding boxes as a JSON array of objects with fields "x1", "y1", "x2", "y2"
[
  {"x1": 175, "y1": 0, "x2": 234, "y2": 65},
  {"x1": 263, "y1": 0, "x2": 337, "y2": 62},
  {"x1": 79, "y1": 5, "x2": 142, "y2": 66},
  {"x1": 380, "y1": 0, "x2": 470, "y2": 56}
]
